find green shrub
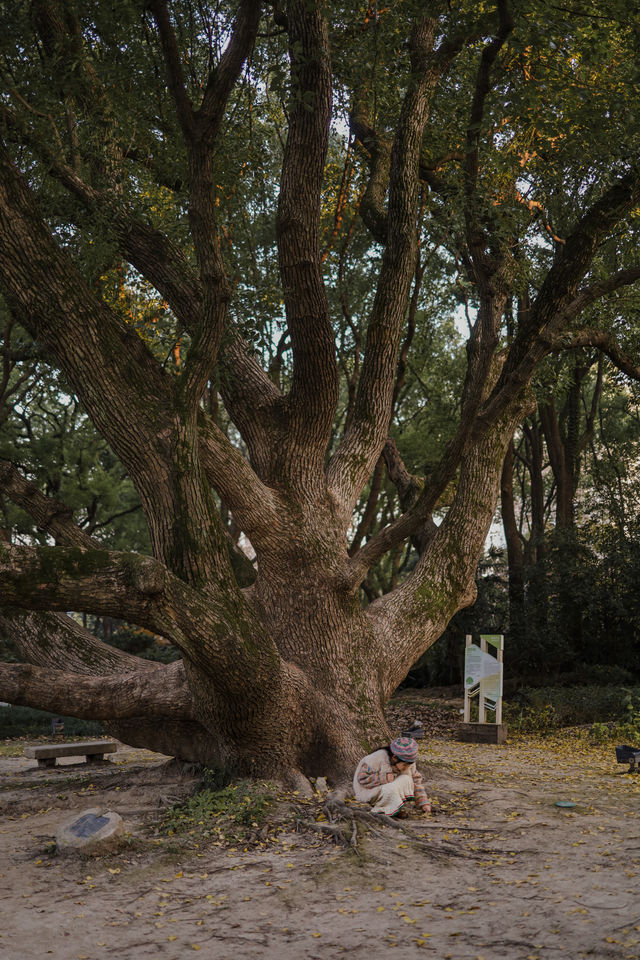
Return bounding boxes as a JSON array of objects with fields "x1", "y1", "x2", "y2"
[
  {"x1": 504, "y1": 684, "x2": 640, "y2": 733},
  {"x1": 161, "y1": 776, "x2": 276, "y2": 842}
]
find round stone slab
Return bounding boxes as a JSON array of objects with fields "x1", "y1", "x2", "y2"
[{"x1": 56, "y1": 807, "x2": 125, "y2": 855}]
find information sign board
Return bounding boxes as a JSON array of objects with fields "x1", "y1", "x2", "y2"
[{"x1": 463, "y1": 633, "x2": 504, "y2": 724}]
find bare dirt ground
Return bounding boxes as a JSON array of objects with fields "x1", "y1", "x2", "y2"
[{"x1": 0, "y1": 706, "x2": 639, "y2": 960}]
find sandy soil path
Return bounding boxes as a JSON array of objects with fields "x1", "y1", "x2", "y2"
[{"x1": 0, "y1": 733, "x2": 638, "y2": 960}]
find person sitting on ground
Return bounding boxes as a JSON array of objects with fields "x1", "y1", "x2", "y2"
[{"x1": 353, "y1": 736, "x2": 431, "y2": 818}]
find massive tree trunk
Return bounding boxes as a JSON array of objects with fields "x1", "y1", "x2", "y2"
[
  {"x1": 1, "y1": 1, "x2": 639, "y2": 786},
  {"x1": 0, "y1": 395, "x2": 526, "y2": 782}
]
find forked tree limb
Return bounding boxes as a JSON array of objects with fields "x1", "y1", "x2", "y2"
[
  {"x1": 438, "y1": 6, "x2": 516, "y2": 527},
  {"x1": 150, "y1": 1, "x2": 261, "y2": 413},
  {"x1": 327, "y1": 9, "x2": 460, "y2": 518},
  {"x1": 195, "y1": 0, "x2": 262, "y2": 149},
  {"x1": 463, "y1": 0, "x2": 514, "y2": 286},
  {"x1": 147, "y1": 0, "x2": 196, "y2": 140},
  {"x1": 364, "y1": 392, "x2": 533, "y2": 689},
  {"x1": 348, "y1": 17, "x2": 484, "y2": 244}
]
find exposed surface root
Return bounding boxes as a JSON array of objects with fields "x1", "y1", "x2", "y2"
[{"x1": 292, "y1": 794, "x2": 484, "y2": 860}]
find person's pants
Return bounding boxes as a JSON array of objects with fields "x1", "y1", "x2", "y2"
[{"x1": 369, "y1": 774, "x2": 414, "y2": 815}]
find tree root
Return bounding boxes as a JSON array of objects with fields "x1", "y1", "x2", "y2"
[{"x1": 294, "y1": 795, "x2": 483, "y2": 860}]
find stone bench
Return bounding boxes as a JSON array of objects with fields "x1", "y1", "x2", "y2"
[{"x1": 24, "y1": 740, "x2": 117, "y2": 768}]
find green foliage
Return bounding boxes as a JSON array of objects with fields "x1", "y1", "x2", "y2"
[
  {"x1": 161, "y1": 774, "x2": 276, "y2": 843},
  {"x1": 504, "y1": 684, "x2": 640, "y2": 734},
  {"x1": 0, "y1": 317, "x2": 150, "y2": 555}
]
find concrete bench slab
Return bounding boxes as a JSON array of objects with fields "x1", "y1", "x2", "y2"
[{"x1": 24, "y1": 740, "x2": 117, "y2": 767}]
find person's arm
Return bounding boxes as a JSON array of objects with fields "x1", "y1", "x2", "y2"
[
  {"x1": 356, "y1": 754, "x2": 394, "y2": 789},
  {"x1": 411, "y1": 766, "x2": 431, "y2": 813}
]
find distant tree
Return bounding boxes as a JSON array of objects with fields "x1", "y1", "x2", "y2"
[{"x1": 0, "y1": 0, "x2": 639, "y2": 784}]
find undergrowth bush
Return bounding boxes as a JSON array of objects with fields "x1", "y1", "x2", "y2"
[
  {"x1": 161, "y1": 772, "x2": 276, "y2": 844},
  {"x1": 505, "y1": 684, "x2": 640, "y2": 735}
]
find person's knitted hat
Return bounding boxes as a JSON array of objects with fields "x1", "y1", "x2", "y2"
[{"x1": 389, "y1": 736, "x2": 419, "y2": 762}]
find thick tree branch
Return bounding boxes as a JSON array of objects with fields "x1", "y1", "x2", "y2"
[
  {"x1": 0, "y1": 608, "x2": 157, "y2": 675},
  {"x1": 178, "y1": 1, "x2": 262, "y2": 411},
  {"x1": 0, "y1": 602, "x2": 217, "y2": 758},
  {"x1": 197, "y1": 412, "x2": 284, "y2": 550},
  {"x1": 349, "y1": 112, "x2": 390, "y2": 243},
  {"x1": 0, "y1": 141, "x2": 170, "y2": 460},
  {"x1": 327, "y1": 9, "x2": 453, "y2": 518},
  {"x1": 0, "y1": 543, "x2": 171, "y2": 628},
  {"x1": 366, "y1": 392, "x2": 532, "y2": 697},
  {"x1": 274, "y1": 0, "x2": 337, "y2": 477},
  {"x1": 148, "y1": 1, "x2": 261, "y2": 410},
  {"x1": 558, "y1": 266, "x2": 640, "y2": 324},
  {"x1": 147, "y1": 0, "x2": 196, "y2": 141},
  {"x1": 216, "y1": 333, "x2": 284, "y2": 477},
  {"x1": 345, "y1": 344, "x2": 512, "y2": 588},
  {"x1": 464, "y1": 0, "x2": 514, "y2": 275},
  {"x1": 448, "y1": 4, "x2": 515, "y2": 501},
  {"x1": 383, "y1": 438, "x2": 437, "y2": 556},
  {"x1": 0, "y1": 106, "x2": 282, "y2": 534},
  {"x1": 196, "y1": 0, "x2": 262, "y2": 147},
  {"x1": 0, "y1": 542, "x2": 282, "y2": 686},
  {"x1": 1, "y1": 100, "x2": 283, "y2": 486},
  {"x1": 349, "y1": 21, "x2": 482, "y2": 244},
  {"x1": 1, "y1": 101, "x2": 203, "y2": 327},
  {"x1": 348, "y1": 456, "x2": 385, "y2": 557},
  {"x1": 0, "y1": 141, "x2": 238, "y2": 588},
  {"x1": 550, "y1": 329, "x2": 640, "y2": 380},
  {"x1": 0, "y1": 660, "x2": 196, "y2": 722}
]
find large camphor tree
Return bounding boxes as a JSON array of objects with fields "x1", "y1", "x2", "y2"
[{"x1": 1, "y1": 0, "x2": 639, "y2": 785}]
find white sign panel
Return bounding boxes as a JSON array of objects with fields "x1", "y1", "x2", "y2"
[{"x1": 464, "y1": 644, "x2": 503, "y2": 706}]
